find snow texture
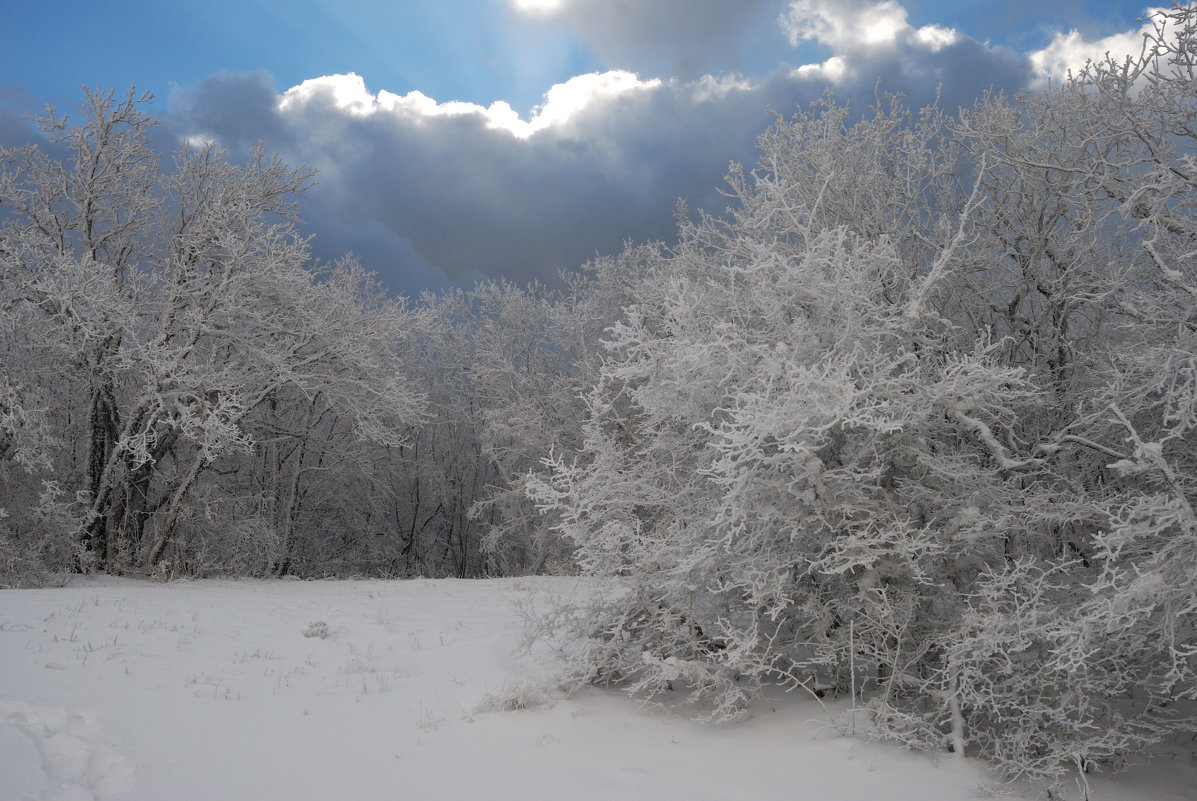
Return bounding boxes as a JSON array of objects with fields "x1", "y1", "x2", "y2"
[{"x1": 1, "y1": 577, "x2": 1194, "y2": 800}]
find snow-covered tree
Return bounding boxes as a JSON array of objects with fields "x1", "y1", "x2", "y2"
[
  {"x1": 944, "y1": 5, "x2": 1197, "y2": 782},
  {"x1": 528, "y1": 7, "x2": 1197, "y2": 784},
  {"x1": 528, "y1": 105, "x2": 1055, "y2": 723},
  {"x1": 0, "y1": 89, "x2": 424, "y2": 577}
]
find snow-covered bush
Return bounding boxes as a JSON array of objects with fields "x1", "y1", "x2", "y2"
[
  {"x1": 529, "y1": 154, "x2": 1057, "y2": 733},
  {"x1": 529, "y1": 6, "x2": 1197, "y2": 785},
  {"x1": 303, "y1": 620, "x2": 330, "y2": 639}
]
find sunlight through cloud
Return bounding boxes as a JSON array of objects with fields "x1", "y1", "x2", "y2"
[
  {"x1": 277, "y1": 70, "x2": 663, "y2": 140},
  {"x1": 509, "y1": 0, "x2": 566, "y2": 16}
]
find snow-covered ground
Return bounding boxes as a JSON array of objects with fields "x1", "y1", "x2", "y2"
[{"x1": 1, "y1": 577, "x2": 1194, "y2": 801}]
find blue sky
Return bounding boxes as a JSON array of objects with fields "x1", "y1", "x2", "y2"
[{"x1": 0, "y1": 1, "x2": 1163, "y2": 294}]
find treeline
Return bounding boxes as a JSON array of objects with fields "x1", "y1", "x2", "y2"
[
  {"x1": 0, "y1": 91, "x2": 618, "y2": 581},
  {"x1": 2, "y1": 4, "x2": 1195, "y2": 786}
]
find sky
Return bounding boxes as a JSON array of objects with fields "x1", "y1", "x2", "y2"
[{"x1": 0, "y1": 0, "x2": 1164, "y2": 296}]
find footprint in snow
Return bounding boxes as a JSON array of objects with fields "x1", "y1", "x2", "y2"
[{"x1": 0, "y1": 699, "x2": 134, "y2": 800}]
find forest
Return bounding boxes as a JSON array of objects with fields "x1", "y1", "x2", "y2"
[{"x1": 1, "y1": 3, "x2": 1194, "y2": 786}]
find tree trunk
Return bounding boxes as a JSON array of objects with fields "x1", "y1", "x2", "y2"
[
  {"x1": 146, "y1": 450, "x2": 207, "y2": 567},
  {"x1": 81, "y1": 379, "x2": 119, "y2": 570}
]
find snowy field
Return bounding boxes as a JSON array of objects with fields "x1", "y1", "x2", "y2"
[{"x1": 1, "y1": 577, "x2": 1194, "y2": 801}]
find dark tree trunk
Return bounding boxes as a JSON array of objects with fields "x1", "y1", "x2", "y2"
[{"x1": 81, "y1": 379, "x2": 119, "y2": 570}]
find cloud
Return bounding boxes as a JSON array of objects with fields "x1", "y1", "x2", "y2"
[
  {"x1": 779, "y1": 0, "x2": 975, "y2": 61},
  {"x1": 1027, "y1": 6, "x2": 1170, "y2": 86},
  {"x1": 227, "y1": 69, "x2": 772, "y2": 292},
  {"x1": 782, "y1": 0, "x2": 918, "y2": 49},
  {"x1": 773, "y1": 0, "x2": 1030, "y2": 111},
  {"x1": 0, "y1": 1, "x2": 1165, "y2": 300},
  {"x1": 507, "y1": 0, "x2": 789, "y2": 81},
  {"x1": 274, "y1": 70, "x2": 664, "y2": 141},
  {"x1": 161, "y1": 6, "x2": 1037, "y2": 294},
  {"x1": 168, "y1": 70, "x2": 287, "y2": 151}
]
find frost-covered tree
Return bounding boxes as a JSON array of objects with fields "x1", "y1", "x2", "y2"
[
  {"x1": 0, "y1": 89, "x2": 424, "y2": 578},
  {"x1": 528, "y1": 116, "x2": 1058, "y2": 726},
  {"x1": 467, "y1": 265, "x2": 647, "y2": 575},
  {"x1": 944, "y1": 5, "x2": 1197, "y2": 782},
  {"x1": 528, "y1": 5, "x2": 1197, "y2": 785},
  {"x1": 404, "y1": 268, "x2": 635, "y2": 578}
]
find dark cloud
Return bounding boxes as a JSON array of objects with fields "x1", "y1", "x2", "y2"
[
  {"x1": 166, "y1": 70, "x2": 288, "y2": 151},
  {"x1": 827, "y1": 32, "x2": 1030, "y2": 112},
  {"x1": 0, "y1": 0, "x2": 1057, "y2": 296},
  {"x1": 162, "y1": 10, "x2": 1035, "y2": 296},
  {"x1": 2, "y1": 1, "x2": 1147, "y2": 299},
  {"x1": 165, "y1": 71, "x2": 777, "y2": 294}
]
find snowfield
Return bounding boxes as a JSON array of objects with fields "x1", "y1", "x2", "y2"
[{"x1": 1, "y1": 577, "x2": 1194, "y2": 801}]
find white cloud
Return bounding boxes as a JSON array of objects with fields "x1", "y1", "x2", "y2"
[
  {"x1": 279, "y1": 73, "x2": 376, "y2": 117},
  {"x1": 914, "y1": 23, "x2": 958, "y2": 52},
  {"x1": 782, "y1": 0, "x2": 910, "y2": 49},
  {"x1": 277, "y1": 70, "x2": 661, "y2": 140},
  {"x1": 537, "y1": 71, "x2": 664, "y2": 129},
  {"x1": 781, "y1": 0, "x2": 963, "y2": 83},
  {"x1": 1027, "y1": 8, "x2": 1165, "y2": 86},
  {"x1": 860, "y1": 2, "x2": 909, "y2": 45},
  {"x1": 183, "y1": 133, "x2": 215, "y2": 149},
  {"x1": 793, "y1": 56, "x2": 847, "y2": 82}
]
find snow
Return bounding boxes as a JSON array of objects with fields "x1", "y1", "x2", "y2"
[{"x1": 1, "y1": 577, "x2": 1194, "y2": 801}]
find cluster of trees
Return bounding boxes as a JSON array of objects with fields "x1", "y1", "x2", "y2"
[
  {"x1": 0, "y1": 91, "x2": 616, "y2": 582},
  {"x1": 1, "y1": 3, "x2": 1194, "y2": 786},
  {"x1": 528, "y1": 4, "x2": 1197, "y2": 788}
]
